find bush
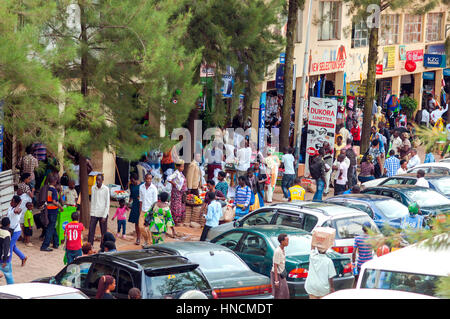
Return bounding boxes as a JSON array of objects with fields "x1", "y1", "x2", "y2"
[{"x1": 400, "y1": 96, "x2": 418, "y2": 120}]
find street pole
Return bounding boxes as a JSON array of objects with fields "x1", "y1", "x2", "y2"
[{"x1": 295, "y1": 0, "x2": 313, "y2": 176}]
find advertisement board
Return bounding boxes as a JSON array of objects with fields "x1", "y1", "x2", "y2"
[{"x1": 305, "y1": 97, "x2": 338, "y2": 175}]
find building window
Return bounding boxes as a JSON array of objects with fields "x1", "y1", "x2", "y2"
[
  {"x1": 296, "y1": 9, "x2": 303, "y2": 43},
  {"x1": 426, "y1": 13, "x2": 443, "y2": 42},
  {"x1": 352, "y1": 21, "x2": 368, "y2": 48},
  {"x1": 318, "y1": 1, "x2": 341, "y2": 41},
  {"x1": 403, "y1": 14, "x2": 423, "y2": 44},
  {"x1": 379, "y1": 14, "x2": 400, "y2": 45}
]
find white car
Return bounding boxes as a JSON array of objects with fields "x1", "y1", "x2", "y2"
[
  {"x1": 356, "y1": 236, "x2": 450, "y2": 298},
  {"x1": 206, "y1": 201, "x2": 380, "y2": 259},
  {"x1": 0, "y1": 283, "x2": 89, "y2": 299},
  {"x1": 322, "y1": 288, "x2": 438, "y2": 299}
]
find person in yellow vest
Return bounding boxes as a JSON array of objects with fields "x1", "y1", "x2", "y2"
[{"x1": 288, "y1": 178, "x2": 306, "y2": 201}]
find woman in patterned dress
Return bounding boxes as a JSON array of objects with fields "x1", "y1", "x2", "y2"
[
  {"x1": 145, "y1": 192, "x2": 176, "y2": 244},
  {"x1": 167, "y1": 161, "x2": 187, "y2": 225}
]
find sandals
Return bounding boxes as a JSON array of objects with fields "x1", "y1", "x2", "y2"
[
  {"x1": 21, "y1": 257, "x2": 28, "y2": 267},
  {"x1": 135, "y1": 239, "x2": 140, "y2": 245}
]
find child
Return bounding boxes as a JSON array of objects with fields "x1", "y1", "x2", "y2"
[
  {"x1": 304, "y1": 245, "x2": 336, "y2": 299},
  {"x1": 215, "y1": 171, "x2": 229, "y2": 198},
  {"x1": 23, "y1": 202, "x2": 34, "y2": 247},
  {"x1": 112, "y1": 199, "x2": 129, "y2": 239},
  {"x1": 234, "y1": 176, "x2": 252, "y2": 220},
  {"x1": 288, "y1": 178, "x2": 306, "y2": 201},
  {"x1": 200, "y1": 192, "x2": 222, "y2": 241},
  {"x1": 64, "y1": 211, "x2": 85, "y2": 264},
  {"x1": 64, "y1": 180, "x2": 78, "y2": 207}
]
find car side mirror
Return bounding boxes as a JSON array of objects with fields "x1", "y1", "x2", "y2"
[
  {"x1": 49, "y1": 277, "x2": 56, "y2": 284},
  {"x1": 233, "y1": 220, "x2": 241, "y2": 228}
]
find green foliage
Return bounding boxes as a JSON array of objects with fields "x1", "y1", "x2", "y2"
[
  {"x1": 180, "y1": 0, "x2": 285, "y2": 127},
  {"x1": 400, "y1": 96, "x2": 418, "y2": 120}
]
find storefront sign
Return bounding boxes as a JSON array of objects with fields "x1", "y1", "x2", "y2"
[
  {"x1": 200, "y1": 63, "x2": 215, "y2": 77},
  {"x1": 220, "y1": 66, "x2": 234, "y2": 98},
  {"x1": 376, "y1": 64, "x2": 383, "y2": 75},
  {"x1": 305, "y1": 97, "x2": 337, "y2": 174},
  {"x1": 280, "y1": 53, "x2": 286, "y2": 64},
  {"x1": 423, "y1": 54, "x2": 447, "y2": 68},
  {"x1": 275, "y1": 63, "x2": 284, "y2": 93},
  {"x1": 423, "y1": 72, "x2": 435, "y2": 80},
  {"x1": 444, "y1": 68, "x2": 450, "y2": 77},
  {"x1": 406, "y1": 50, "x2": 424, "y2": 62},
  {"x1": 427, "y1": 44, "x2": 446, "y2": 55},
  {"x1": 311, "y1": 45, "x2": 347, "y2": 73},
  {"x1": 399, "y1": 45, "x2": 406, "y2": 61},
  {"x1": 346, "y1": 81, "x2": 366, "y2": 97},
  {"x1": 258, "y1": 93, "x2": 266, "y2": 151},
  {"x1": 383, "y1": 46, "x2": 396, "y2": 71},
  {"x1": 405, "y1": 60, "x2": 417, "y2": 72}
]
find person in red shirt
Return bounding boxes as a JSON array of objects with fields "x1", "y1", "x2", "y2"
[
  {"x1": 350, "y1": 120, "x2": 361, "y2": 146},
  {"x1": 64, "y1": 211, "x2": 85, "y2": 264}
]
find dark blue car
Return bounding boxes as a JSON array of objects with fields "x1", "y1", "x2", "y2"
[{"x1": 325, "y1": 194, "x2": 409, "y2": 230}]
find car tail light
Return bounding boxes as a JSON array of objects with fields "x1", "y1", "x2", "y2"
[
  {"x1": 213, "y1": 284, "x2": 272, "y2": 298},
  {"x1": 343, "y1": 263, "x2": 353, "y2": 274},
  {"x1": 212, "y1": 290, "x2": 219, "y2": 299},
  {"x1": 288, "y1": 268, "x2": 308, "y2": 279},
  {"x1": 332, "y1": 246, "x2": 354, "y2": 254}
]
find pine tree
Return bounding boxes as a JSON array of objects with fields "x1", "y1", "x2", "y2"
[{"x1": 4, "y1": 0, "x2": 202, "y2": 226}]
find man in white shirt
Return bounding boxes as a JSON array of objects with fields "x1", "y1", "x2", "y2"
[
  {"x1": 430, "y1": 103, "x2": 448, "y2": 125},
  {"x1": 139, "y1": 173, "x2": 158, "y2": 248},
  {"x1": 7, "y1": 195, "x2": 27, "y2": 266},
  {"x1": 415, "y1": 169, "x2": 429, "y2": 188},
  {"x1": 88, "y1": 174, "x2": 110, "y2": 247},
  {"x1": 397, "y1": 159, "x2": 408, "y2": 175},
  {"x1": 236, "y1": 139, "x2": 252, "y2": 178},
  {"x1": 390, "y1": 130, "x2": 402, "y2": 156},
  {"x1": 420, "y1": 107, "x2": 430, "y2": 127},
  {"x1": 333, "y1": 154, "x2": 349, "y2": 195},
  {"x1": 281, "y1": 147, "x2": 296, "y2": 200},
  {"x1": 407, "y1": 149, "x2": 420, "y2": 169}
]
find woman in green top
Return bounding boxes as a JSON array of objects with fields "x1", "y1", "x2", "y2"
[{"x1": 144, "y1": 192, "x2": 176, "y2": 244}]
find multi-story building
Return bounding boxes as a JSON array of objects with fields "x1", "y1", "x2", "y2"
[{"x1": 253, "y1": 0, "x2": 449, "y2": 143}]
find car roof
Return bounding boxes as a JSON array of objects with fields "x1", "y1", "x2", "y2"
[
  {"x1": 0, "y1": 283, "x2": 84, "y2": 299},
  {"x1": 360, "y1": 236, "x2": 450, "y2": 277},
  {"x1": 386, "y1": 173, "x2": 445, "y2": 179},
  {"x1": 92, "y1": 249, "x2": 196, "y2": 271},
  {"x1": 152, "y1": 241, "x2": 234, "y2": 255},
  {"x1": 270, "y1": 201, "x2": 368, "y2": 218},
  {"x1": 323, "y1": 288, "x2": 438, "y2": 299},
  {"x1": 363, "y1": 184, "x2": 431, "y2": 191},
  {"x1": 229, "y1": 224, "x2": 312, "y2": 238},
  {"x1": 412, "y1": 162, "x2": 450, "y2": 168},
  {"x1": 328, "y1": 194, "x2": 394, "y2": 202}
]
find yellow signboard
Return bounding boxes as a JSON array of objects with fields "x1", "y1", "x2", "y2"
[
  {"x1": 346, "y1": 81, "x2": 367, "y2": 97},
  {"x1": 383, "y1": 46, "x2": 396, "y2": 71}
]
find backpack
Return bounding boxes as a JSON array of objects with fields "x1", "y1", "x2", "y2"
[
  {"x1": 309, "y1": 158, "x2": 323, "y2": 180},
  {"x1": 37, "y1": 184, "x2": 49, "y2": 209}
]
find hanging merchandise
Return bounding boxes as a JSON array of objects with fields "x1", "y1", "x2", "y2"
[{"x1": 387, "y1": 95, "x2": 401, "y2": 114}]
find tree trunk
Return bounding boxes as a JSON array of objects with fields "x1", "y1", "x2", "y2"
[
  {"x1": 361, "y1": 27, "x2": 379, "y2": 154},
  {"x1": 280, "y1": 0, "x2": 298, "y2": 151},
  {"x1": 79, "y1": 3, "x2": 90, "y2": 227}
]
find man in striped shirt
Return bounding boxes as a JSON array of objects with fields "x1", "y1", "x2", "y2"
[
  {"x1": 234, "y1": 176, "x2": 252, "y2": 220},
  {"x1": 352, "y1": 222, "x2": 374, "y2": 278},
  {"x1": 383, "y1": 150, "x2": 401, "y2": 177}
]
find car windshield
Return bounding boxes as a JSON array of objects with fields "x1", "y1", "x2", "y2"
[
  {"x1": 430, "y1": 179, "x2": 450, "y2": 196},
  {"x1": 360, "y1": 269, "x2": 441, "y2": 297},
  {"x1": 145, "y1": 269, "x2": 210, "y2": 299},
  {"x1": 35, "y1": 292, "x2": 88, "y2": 299},
  {"x1": 185, "y1": 251, "x2": 250, "y2": 273},
  {"x1": 373, "y1": 200, "x2": 409, "y2": 219},
  {"x1": 404, "y1": 189, "x2": 450, "y2": 207},
  {"x1": 334, "y1": 216, "x2": 379, "y2": 239},
  {"x1": 269, "y1": 235, "x2": 311, "y2": 256}
]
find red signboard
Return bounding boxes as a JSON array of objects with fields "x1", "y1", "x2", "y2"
[
  {"x1": 406, "y1": 50, "x2": 424, "y2": 62},
  {"x1": 376, "y1": 64, "x2": 383, "y2": 75}
]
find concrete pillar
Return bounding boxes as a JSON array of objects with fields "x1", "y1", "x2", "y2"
[
  {"x1": 435, "y1": 69, "x2": 443, "y2": 102},
  {"x1": 414, "y1": 72, "x2": 424, "y2": 110},
  {"x1": 392, "y1": 75, "x2": 401, "y2": 97},
  {"x1": 334, "y1": 71, "x2": 345, "y2": 95},
  {"x1": 251, "y1": 82, "x2": 265, "y2": 145}
]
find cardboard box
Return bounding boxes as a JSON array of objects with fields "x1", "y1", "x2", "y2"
[{"x1": 311, "y1": 227, "x2": 336, "y2": 251}]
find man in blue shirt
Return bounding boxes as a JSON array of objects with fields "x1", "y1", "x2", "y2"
[
  {"x1": 200, "y1": 192, "x2": 223, "y2": 241},
  {"x1": 383, "y1": 150, "x2": 401, "y2": 177},
  {"x1": 401, "y1": 202, "x2": 425, "y2": 231}
]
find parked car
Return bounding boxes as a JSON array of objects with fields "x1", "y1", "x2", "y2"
[
  {"x1": 361, "y1": 184, "x2": 450, "y2": 217},
  {"x1": 325, "y1": 194, "x2": 409, "y2": 230},
  {"x1": 406, "y1": 162, "x2": 450, "y2": 175},
  {"x1": 439, "y1": 157, "x2": 450, "y2": 163},
  {"x1": 207, "y1": 201, "x2": 380, "y2": 259},
  {"x1": 377, "y1": 173, "x2": 450, "y2": 199},
  {"x1": 0, "y1": 283, "x2": 89, "y2": 299},
  {"x1": 152, "y1": 241, "x2": 272, "y2": 299},
  {"x1": 210, "y1": 225, "x2": 355, "y2": 298},
  {"x1": 322, "y1": 288, "x2": 438, "y2": 299},
  {"x1": 33, "y1": 249, "x2": 215, "y2": 299},
  {"x1": 356, "y1": 235, "x2": 450, "y2": 298}
]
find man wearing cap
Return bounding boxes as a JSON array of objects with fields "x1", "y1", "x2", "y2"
[{"x1": 352, "y1": 222, "x2": 374, "y2": 281}]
